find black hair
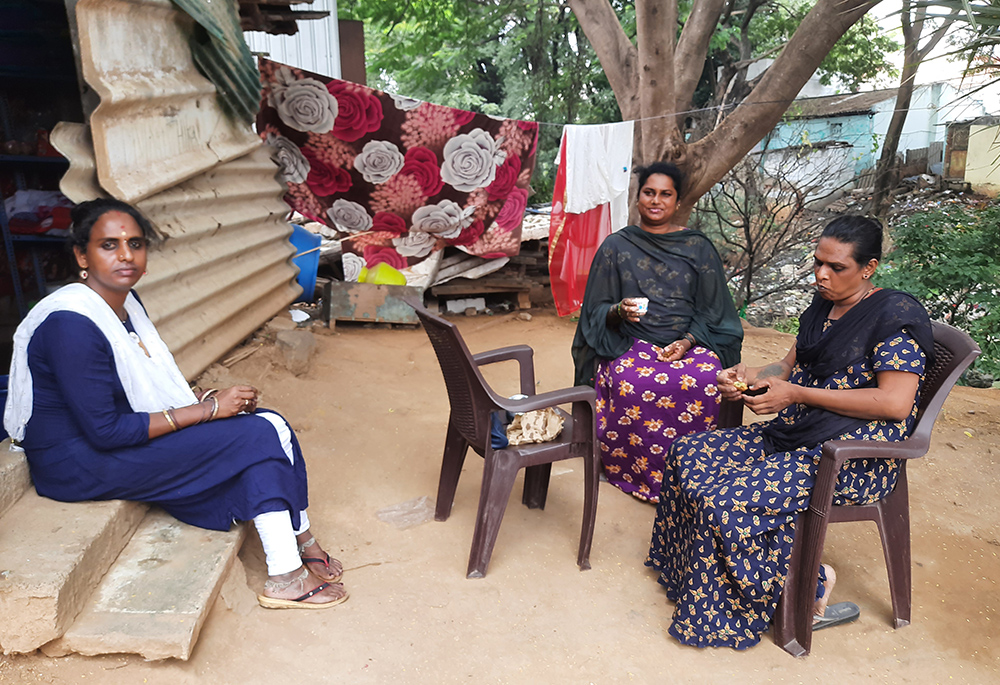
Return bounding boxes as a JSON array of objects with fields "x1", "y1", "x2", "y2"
[
  {"x1": 68, "y1": 198, "x2": 157, "y2": 252},
  {"x1": 635, "y1": 161, "x2": 684, "y2": 198},
  {"x1": 820, "y1": 215, "x2": 882, "y2": 265}
]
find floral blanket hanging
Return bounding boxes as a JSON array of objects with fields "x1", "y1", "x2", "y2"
[{"x1": 256, "y1": 58, "x2": 539, "y2": 285}]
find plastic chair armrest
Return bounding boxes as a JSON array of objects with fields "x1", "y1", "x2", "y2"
[
  {"x1": 820, "y1": 436, "x2": 930, "y2": 467},
  {"x1": 498, "y1": 386, "x2": 596, "y2": 414},
  {"x1": 473, "y1": 345, "x2": 536, "y2": 396},
  {"x1": 809, "y1": 436, "x2": 930, "y2": 520},
  {"x1": 473, "y1": 345, "x2": 534, "y2": 367}
]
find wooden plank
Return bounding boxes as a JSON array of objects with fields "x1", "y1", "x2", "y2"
[
  {"x1": 430, "y1": 282, "x2": 531, "y2": 296},
  {"x1": 327, "y1": 281, "x2": 421, "y2": 324}
]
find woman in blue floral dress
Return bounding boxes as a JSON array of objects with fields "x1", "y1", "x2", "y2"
[{"x1": 646, "y1": 216, "x2": 934, "y2": 649}]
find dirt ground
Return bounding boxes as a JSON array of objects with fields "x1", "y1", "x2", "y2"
[{"x1": 1, "y1": 309, "x2": 998, "y2": 684}]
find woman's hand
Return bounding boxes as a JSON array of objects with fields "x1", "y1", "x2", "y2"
[
  {"x1": 717, "y1": 364, "x2": 749, "y2": 400},
  {"x1": 615, "y1": 298, "x2": 647, "y2": 323},
  {"x1": 742, "y1": 377, "x2": 796, "y2": 415},
  {"x1": 215, "y1": 385, "x2": 258, "y2": 419},
  {"x1": 655, "y1": 339, "x2": 690, "y2": 363}
]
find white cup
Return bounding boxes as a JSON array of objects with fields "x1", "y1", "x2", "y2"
[{"x1": 633, "y1": 297, "x2": 649, "y2": 315}]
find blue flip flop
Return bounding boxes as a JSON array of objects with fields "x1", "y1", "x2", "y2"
[{"x1": 813, "y1": 601, "x2": 861, "y2": 631}]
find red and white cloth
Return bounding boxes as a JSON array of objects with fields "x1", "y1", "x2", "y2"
[{"x1": 548, "y1": 121, "x2": 634, "y2": 316}]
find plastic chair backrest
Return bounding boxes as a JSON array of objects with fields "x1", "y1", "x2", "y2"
[
  {"x1": 908, "y1": 321, "x2": 981, "y2": 446},
  {"x1": 405, "y1": 297, "x2": 499, "y2": 450}
]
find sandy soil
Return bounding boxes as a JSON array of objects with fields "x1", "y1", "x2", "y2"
[{"x1": 1, "y1": 309, "x2": 998, "y2": 684}]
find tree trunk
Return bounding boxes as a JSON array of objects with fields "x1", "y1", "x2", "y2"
[{"x1": 636, "y1": 0, "x2": 680, "y2": 165}]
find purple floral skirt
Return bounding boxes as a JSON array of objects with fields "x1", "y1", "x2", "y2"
[{"x1": 595, "y1": 340, "x2": 722, "y2": 502}]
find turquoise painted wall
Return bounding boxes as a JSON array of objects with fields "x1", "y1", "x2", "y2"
[{"x1": 762, "y1": 114, "x2": 877, "y2": 175}]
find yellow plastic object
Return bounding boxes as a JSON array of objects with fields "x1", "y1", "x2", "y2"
[{"x1": 363, "y1": 262, "x2": 407, "y2": 285}]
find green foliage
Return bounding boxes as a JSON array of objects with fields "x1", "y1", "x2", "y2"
[
  {"x1": 771, "y1": 317, "x2": 800, "y2": 335},
  {"x1": 876, "y1": 203, "x2": 1000, "y2": 375},
  {"x1": 339, "y1": 1, "x2": 899, "y2": 198},
  {"x1": 747, "y1": 4, "x2": 900, "y2": 91},
  {"x1": 339, "y1": 0, "x2": 625, "y2": 200}
]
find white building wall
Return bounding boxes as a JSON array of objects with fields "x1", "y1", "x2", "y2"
[
  {"x1": 870, "y1": 83, "x2": 988, "y2": 160},
  {"x1": 244, "y1": 0, "x2": 341, "y2": 79},
  {"x1": 757, "y1": 144, "x2": 856, "y2": 203}
]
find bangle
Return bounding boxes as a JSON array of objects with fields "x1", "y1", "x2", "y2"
[
  {"x1": 198, "y1": 388, "x2": 218, "y2": 402},
  {"x1": 684, "y1": 332, "x2": 696, "y2": 346},
  {"x1": 209, "y1": 395, "x2": 219, "y2": 421},
  {"x1": 616, "y1": 302, "x2": 624, "y2": 318},
  {"x1": 162, "y1": 409, "x2": 178, "y2": 432}
]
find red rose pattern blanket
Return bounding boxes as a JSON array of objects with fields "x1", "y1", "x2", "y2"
[{"x1": 256, "y1": 59, "x2": 539, "y2": 281}]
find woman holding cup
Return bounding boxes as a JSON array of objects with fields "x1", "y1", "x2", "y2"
[{"x1": 571, "y1": 162, "x2": 743, "y2": 502}]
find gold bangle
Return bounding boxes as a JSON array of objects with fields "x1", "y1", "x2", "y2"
[
  {"x1": 162, "y1": 409, "x2": 178, "y2": 432},
  {"x1": 198, "y1": 388, "x2": 218, "y2": 402},
  {"x1": 209, "y1": 396, "x2": 219, "y2": 421}
]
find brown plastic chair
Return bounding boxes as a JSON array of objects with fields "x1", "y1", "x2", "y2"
[
  {"x1": 772, "y1": 321, "x2": 980, "y2": 656},
  {"x1": 405, "y1": 295, "x2": 599, "y2": 579}
]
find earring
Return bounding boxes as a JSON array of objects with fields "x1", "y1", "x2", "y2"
[
  {"x1": 863, "y1": 274, "x2": 870, "y2": 280},
  {"x1": 143, "y1": 270, "x2": 147, "y2": 276},
  {"x1": 80, "y1": 270, "x2": 88, "y2": 280}
]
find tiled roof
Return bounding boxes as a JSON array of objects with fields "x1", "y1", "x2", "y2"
[{"x1": 786, "y1": 88, "x2": 899, "y2": 119}]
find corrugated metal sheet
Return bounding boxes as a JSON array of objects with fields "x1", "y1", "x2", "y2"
[
  {"x1": 172, "y1": 0, "x2": 262, "y2": 125},
  {"x1": 53, "y1": 124, "x2": 301, "y2": 379},
  {"x1": 243, "y1": 0, "x2": 341, "y2": 78},
  {"x1": 55, "y1": 1, "x2": 303, "y2": 380},
  {"x1": 75, "y1": 0, "x2": 261, "y2": 202},
  {"x1": 134, "y1": 145, "x2": 299, "y2": 378},
  {"x1": 49, "y1": 122, "x2": 109, "y2": 201},
  {"x1": 789, "y1": 88, "x2": 898, "y2": 119}
]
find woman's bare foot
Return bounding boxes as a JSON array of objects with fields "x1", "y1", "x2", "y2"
[
  {"x1": 258, "y1": 567, "x2": 348, "y2": 609},
  {"x1": 296, "y1": 532, "x2": 344, "y2": 582},
  {"x1": 813, "y1": 563, "x2": 836, "y2": 619}
]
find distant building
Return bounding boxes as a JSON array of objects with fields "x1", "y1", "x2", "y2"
[
  {"x1": 761, "y1": 83, "x2": 988, "y2": 178},
  {"x1": 946, "y1": 116, "x2": 1000, "y2": 197}
]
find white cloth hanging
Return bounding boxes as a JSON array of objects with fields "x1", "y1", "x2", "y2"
[
  {"x1": 4, "y1": 284, "x2": 198, "y2": 442},
  {"x1": 560, "y1": 120, "x2": 635, "y2": 229}
]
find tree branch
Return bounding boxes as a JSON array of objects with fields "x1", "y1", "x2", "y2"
[
  {"x1": 674, "y1": 0, "x2": 728, "y2": 120},
  {"x1": 567, "y1": 0, "x2": 640, "y2": 118},
  {"x1": 636, "y1": 0, "x2": 680, "y2": 155},
  {"x1": 687, "y1": 0, "x2": 882, "y2": 203}
]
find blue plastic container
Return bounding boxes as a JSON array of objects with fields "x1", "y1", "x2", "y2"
[{"x1": 289, "y1": 224, "x2": 322, "y2": 303}]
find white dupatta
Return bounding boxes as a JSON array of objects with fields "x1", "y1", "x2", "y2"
[{"x1": 4, "y1": 284, "x2": 197, "y2": 443}]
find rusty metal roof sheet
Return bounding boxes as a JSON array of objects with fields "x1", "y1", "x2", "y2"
[
  {"x1": 75, "y1": 0, "x2": 261, "y2": 202},
  {"x1": 787, "y1": 88, "x2": 899, "y2": 119}
]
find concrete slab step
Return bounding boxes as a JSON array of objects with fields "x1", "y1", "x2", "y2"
[
  {"x1": 0, "y1": 440, "x2": 31, "y2": 519},
  {"x1": 44, "y1": 509, "x2": 247, "y2": 661},
  {"x1": 0, "y1": 491, "x2": 147, "y2": 654}
]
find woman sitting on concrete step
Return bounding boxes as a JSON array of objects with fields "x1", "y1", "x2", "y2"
[{"x1": 4, "y1": 198, "x2": 346, "y2": 610}]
